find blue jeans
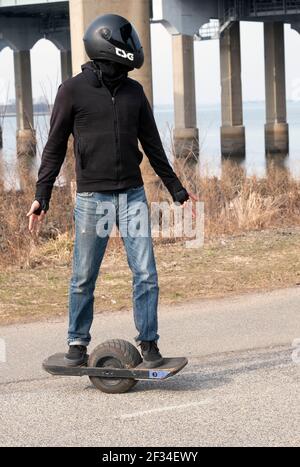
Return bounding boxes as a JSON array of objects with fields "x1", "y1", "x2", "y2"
[{"x1": 68, "y1": 186, "x2": 159, "y2": 346}]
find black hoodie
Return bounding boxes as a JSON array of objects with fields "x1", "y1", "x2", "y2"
[{"x1": 35, "y1": 60, "x2": 189, "y2": 207}]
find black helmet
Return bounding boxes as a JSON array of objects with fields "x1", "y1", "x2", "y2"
[{"x1": 83, "y1": 14, "x2": 144, "y2": 69}]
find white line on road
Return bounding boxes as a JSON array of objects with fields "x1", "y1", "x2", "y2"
[{"x1": 118, "y1": 400, "x2": 212, "y2": 420}]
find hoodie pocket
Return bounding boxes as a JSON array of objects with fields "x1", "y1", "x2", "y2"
[
  {"x1": 75, "y1": 135, "x2": 85, "y2": 170},
  {"x1": 78, "y1": 132, "x2": 116, "y2": 180}
]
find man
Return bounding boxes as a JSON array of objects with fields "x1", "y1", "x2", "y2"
[{"x1": 27, "y1": 14, "x2": 191, "y2": 368}]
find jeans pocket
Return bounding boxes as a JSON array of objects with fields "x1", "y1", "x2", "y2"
[{"x1": 127, "y1": 185, "x2": 144, "y2": 194}]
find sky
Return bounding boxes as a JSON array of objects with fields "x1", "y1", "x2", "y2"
[{"x1": 1, "y1": 2, "x2": 300, "y2": 107}]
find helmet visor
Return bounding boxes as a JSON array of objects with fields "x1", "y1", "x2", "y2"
[
  {"x1": 110, "y1": 23, "x2": 142, "y2": 52},
  {"x1": 120, "y1": 23, "x2": 141, "y2": 51}
]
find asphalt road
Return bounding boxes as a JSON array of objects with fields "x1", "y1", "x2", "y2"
[{"x1": 1, "y1": 287, "x2": 300, "y2": 447}]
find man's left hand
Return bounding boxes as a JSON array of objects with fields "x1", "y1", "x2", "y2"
[{"x1": 181, "y1": 192, "x2": 199, "y2": 219}]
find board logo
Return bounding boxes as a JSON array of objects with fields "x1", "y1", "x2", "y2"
[{"x1": 115, "y1": 47, "x2": 134, "y2": 61}]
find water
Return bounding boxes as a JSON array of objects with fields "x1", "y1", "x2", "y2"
[
  {"x1": 155, "y1": 101, "x2": 300, "y2": 178},
  {"x1": 1, "y1": 101, "x2": 300, "y2": 188}
]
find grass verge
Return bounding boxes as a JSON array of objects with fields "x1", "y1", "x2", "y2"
[{"x1": 1, "y1": 227, "x2": 300, "y2": 326}]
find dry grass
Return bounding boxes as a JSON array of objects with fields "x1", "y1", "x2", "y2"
[
  {"x1": 0, "y1": 138, "x2": 75, "y2": 267},
  {"x1": 172, "y1": 158, "x2": 300, "y2": 237},
  {"x1": 1, "y1": 155, "x2": 300, "y2": 268}
]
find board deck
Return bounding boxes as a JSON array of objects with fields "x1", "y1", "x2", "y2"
[
  {"x1": 43, "y1": 353, "x2": 188, "y2": 380},
  {"x1": 135, "y1": 358, "x2": 188, "y2": 379}
]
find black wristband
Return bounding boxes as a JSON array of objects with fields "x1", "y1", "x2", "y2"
[
  {"x1": 173, "y1": 188, "x2": 190, "y2": 205},
  {"x1": 34, "y1": 199, "x2": 49, "y2": 215}
]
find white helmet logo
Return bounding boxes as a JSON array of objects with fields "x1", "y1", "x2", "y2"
[{"x1": 115, "y1": 47, "x2": 134, "y2": 61}]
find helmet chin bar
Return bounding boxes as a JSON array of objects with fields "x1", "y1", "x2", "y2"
[
  {"x1": 91, "y1": 50, "x2": 137, "y2": 69},
  {"x1": 93, "y1": 58, "x2": 134, "y2": 73}
]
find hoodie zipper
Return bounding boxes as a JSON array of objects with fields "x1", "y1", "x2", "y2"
[
  {"x1": 111, "y1": 93, "x2": 121, "y2": 181},
  {"x1": 92, "y1": 64, "x2": 123, "y2": 181}
]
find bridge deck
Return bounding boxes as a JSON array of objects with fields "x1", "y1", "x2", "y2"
[{"x1": 0, "y1": 0, "x2": 65, "y2": 6}]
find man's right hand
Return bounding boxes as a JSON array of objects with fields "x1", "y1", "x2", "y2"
[{"x1": 27, "y1": 201, "x2": 46, "y2": 234}]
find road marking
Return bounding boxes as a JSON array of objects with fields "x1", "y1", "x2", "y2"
[{"x1": 118, "y1": 400, "x2": 212, "y2": 419}]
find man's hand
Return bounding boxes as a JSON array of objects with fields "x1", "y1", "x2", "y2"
[
  {"x1": 181, "y1": 192, "x2": 199, "y2": 219},
  {"x1": 27, "y1": 201, "x2": 46, "y2": 234}
]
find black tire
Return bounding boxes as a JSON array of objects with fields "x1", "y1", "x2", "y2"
[{"x1": 88, "y1": 339, "x2": 142, "y2": 394}]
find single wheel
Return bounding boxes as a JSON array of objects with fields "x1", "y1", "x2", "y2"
[{"x1": 88, "y1": 339, "x2": 142, "y2": 394}]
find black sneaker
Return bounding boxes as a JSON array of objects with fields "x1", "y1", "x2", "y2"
[
  {"x1": 140, "y1": 341, "x2": 164, "y2": 368},
  {"x1": 64, "y1": 345, "x2": 88, "y2": 367}
]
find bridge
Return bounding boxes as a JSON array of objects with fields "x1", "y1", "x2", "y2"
[{"x1": 1, "y1": 0, "x2": 300, "y2": 177}]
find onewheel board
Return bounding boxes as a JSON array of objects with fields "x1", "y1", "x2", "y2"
[
  {"x1": 43, "y1": 353, "x2": 188, "y2": 380},
  {"x1": 43, "y1": 339, "x2": 188, "y2": 393}
]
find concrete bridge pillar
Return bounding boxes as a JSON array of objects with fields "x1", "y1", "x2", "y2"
[
  {"x1": 60, "y1": 49, "x2": 73, "y2": 82},
  {"x1": 172, "y1": 34, "x2": 199, "y2": 163},
  {"x1": 220, "y1": 22, "x2": 245, "y2": 159},
  {"x1": 14, "y1": 49, "x2": 36, "y2": 186},
  {"x1": 69, "y1": 0, "x2": 156, "y2": 188},
  {"x1": 264, "y1": 22, "x2": 289, "y2": 155}
]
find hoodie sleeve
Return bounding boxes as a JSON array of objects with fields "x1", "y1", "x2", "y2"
[
  {"x1": 137, "y1": 88, "x2": 189, "y2": 204},
  {"x1": 35, "y1": 82, "x2": 73, "y2": 205}
]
